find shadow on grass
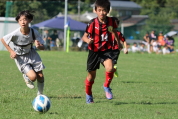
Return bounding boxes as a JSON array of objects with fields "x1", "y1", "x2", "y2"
[
  {"x1": 121, "y1": 81, "x2": 175, "y2": 84},
  {"x1": 49, "y1": 112, "x2": 59, "y2": 115},
  {"x1": 49, "y1": 95, "x2": 82, "y2": 99},
  {"x1": 114, "y1": 101, "x2": 178, "y2": 105}
]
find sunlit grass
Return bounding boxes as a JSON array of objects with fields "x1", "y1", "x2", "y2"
[{"x1": 0, "y1": 51, "x2": 178, "y2": 119}]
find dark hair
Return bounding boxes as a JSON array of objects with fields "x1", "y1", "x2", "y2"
[
  {"x1": 15, "y1": 10, "x2": 34, "y2": 21},
  {"x1": 94, "y1": 0, "x2": 110, "y2": 12}
]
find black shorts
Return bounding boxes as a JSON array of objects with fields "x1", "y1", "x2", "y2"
[
  {"x1": 87, "y1": 50, "x2": 114, "y2": 72},
  {"x1": 112, "y1": 49, "x2": 120, "y2": 64}
]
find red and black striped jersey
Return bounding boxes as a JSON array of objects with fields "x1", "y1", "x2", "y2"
[
  {"x1": 112, "y1": 31, "x2": 126, "y2": 50},
  {"x1": 85, "y1": 17, "x2": 117, "y2": 52}
]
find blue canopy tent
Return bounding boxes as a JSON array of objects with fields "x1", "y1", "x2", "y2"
[{"x1": 32, "y1": 16, "x2": 87, "y2": 31}]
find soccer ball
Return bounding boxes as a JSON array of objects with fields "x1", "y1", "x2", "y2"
[{"x1": 32, "y1": 95, "x2": 51, "y2": 113}]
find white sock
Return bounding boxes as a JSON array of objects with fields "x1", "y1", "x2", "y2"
[{"x1": 37, "y1": 81, "x2": 44, "y2": 95}]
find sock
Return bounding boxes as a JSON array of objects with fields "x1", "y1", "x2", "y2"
[
  {"x1": 104, "y1": 71, "x2": 114, "y2": 87},
  {"x1": 37, "y1": 81, "x2": 44, "y2": 95},
  {"x1": 85, "y1": 78, "x2": 94, "y2": 95}
]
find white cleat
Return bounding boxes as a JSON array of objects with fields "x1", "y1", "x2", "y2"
[{"x1": 23, "y1": 74, "x2": 35, "y2": 89}]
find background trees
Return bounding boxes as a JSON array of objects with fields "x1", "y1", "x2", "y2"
[{"x1": 1, "y1": 0, "x2": 178, "y2": 39}]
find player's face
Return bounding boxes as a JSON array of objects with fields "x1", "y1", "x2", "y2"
[
  {"x1": 95, "y1": 6, "x2": 108, "y2": 22},
  {"x1": 18, "y1": 15, "x2": 31, "y2": 28}
]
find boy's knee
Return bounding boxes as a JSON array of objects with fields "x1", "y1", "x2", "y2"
[{"x1": 28, "y1": 74, "x2": 37, "y2": 82}]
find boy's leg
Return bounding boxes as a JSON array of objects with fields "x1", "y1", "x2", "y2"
[
  {"x1": 36, "y1": 71, "x2": 44, "y2": 95},
  {"x1": 85, "y1": 71, "x2": 96, "y2": 103},
  {"x1": 103, "y1": 59, "x2": 115, "y2": 100},
  {"x1": 113, "y1": 50, "x2": 120, "y2": 77},
  {"x1": 23, "y1": 69, "x2": 36, "y2": 89},
  {"x1": 114, "y1": 65, "x2": 118, "y2": 77}
]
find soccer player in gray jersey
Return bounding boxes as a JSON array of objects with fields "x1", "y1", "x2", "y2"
[{"x1": 1, "y1": 10, "x2": 45, "y2": 96}]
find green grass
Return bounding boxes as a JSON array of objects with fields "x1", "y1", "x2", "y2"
[{"x1": 0, "y1": 51, "x2": 178, "y2": 119}]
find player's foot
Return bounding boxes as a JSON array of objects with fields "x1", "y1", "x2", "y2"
[
  {"x1": 23, "y1": 74, "x2": 35, "y2": 89},
  {"x1": 86, "y1": 94, "x2": 94, "y2": 104},
  {"x1": 103, "y1": 86, "x2": 113, "y2": 100},
  {"x1": 114, "y1": 65, "x2": 118, "y2": 77},
  {"x1": 37, "y1": 92, "x2": 43, "y2": 96}
]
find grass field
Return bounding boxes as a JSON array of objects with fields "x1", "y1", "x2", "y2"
[{"x1": 0, "y1": 50, "x2": 178, "y2": 119}]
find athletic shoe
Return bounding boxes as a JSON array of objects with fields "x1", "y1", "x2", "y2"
[
  {"x1": 114, "y1": 65, "x2": 118, "y2": 77},
  {"x1": 23, "y1": 74, "x2": 35, "y2": 89},
  {"x1": 86, "y1": 94, "x2": 94, "y2": 104},
  {"x1": 103, "y1": 86, "x2": 113, "y2": 100}
]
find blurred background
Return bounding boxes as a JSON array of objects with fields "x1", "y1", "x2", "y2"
[{"x1": 0, "y1": 0, "x2": 178, "y2": 52}]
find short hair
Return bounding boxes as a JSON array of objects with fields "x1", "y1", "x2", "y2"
[
  {"x1": 94, "y1": 0, "x2": 110, "y2": 12},
  {"x1": 15, "y1": 10, "x2": 34, "y2": 21}
]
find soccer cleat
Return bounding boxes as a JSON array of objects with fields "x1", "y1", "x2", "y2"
[
  {"x1": 103, "y1": 86, "x2": 113, "y2": 100},
  {"x1": 86, "y1": 94, "x2": 94, "y2": 104},
  {"x1": 114, "y1": 65, "x2": 118, "y2": 77},
  {"x1": 23, "y1": 74, "x2": 35, "y2": 89}
]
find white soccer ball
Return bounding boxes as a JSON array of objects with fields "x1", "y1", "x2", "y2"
[{"x1": 32, "y1": 95, "x2": 51, "y2": 113}]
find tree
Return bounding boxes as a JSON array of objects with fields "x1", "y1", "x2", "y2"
[{"x1": 131, "y1": 0, "x2": 173, "y2": 35}]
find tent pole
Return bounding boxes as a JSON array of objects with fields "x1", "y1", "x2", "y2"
[{"x1": 64, "y1": 0, "x2": 68, "y2": 51}]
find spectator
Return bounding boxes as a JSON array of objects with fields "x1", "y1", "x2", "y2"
[
  {"x1": 156, "y1": 45, "x2": 162, "y2": 54},
  {"x1": 162, "y1": 45, "x2": 170, "y2": 55},
  {"x1": 43, "y1": 30, "x2": 50, "y2": 50},
  {"x1": 165, "y1": 36, "x2": 175, "y2": 52},
  {"x1": 131, "y1": 42, "x2": 139, "y2": 53},
  {"x1": 49, "y1": 30, "x2": 58, "y2": 50},
  {"x1": 149, "y1": 30, "x2": 157, "y2": 52},
  {"x1": 157, "y1": 31, "x2": 165, "y2": 46},
  {"x1": 143, "y1": 32, "x2": 151, "y2": 53},
  {"x1": 151, "y1": 40, "x2": 159, "y2": 53},
  {"x1": 138, "y1": 42, "x2": 147, "y2": 53}
]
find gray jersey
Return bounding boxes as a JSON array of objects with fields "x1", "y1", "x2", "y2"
[
  {"x1": 3, "y1": 27, "x2": 44, "y2": 55},
  {"x1": 3, "y1": 27, "x2": 45, "y2": 73}
]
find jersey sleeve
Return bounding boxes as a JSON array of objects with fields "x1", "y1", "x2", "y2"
[
  {"x1": 85, "y1": 19, "x2": 94, "y2": 35},
  {"x1": 112, "y1": 17, "x2": 119, "y2": 28},
  {"x1": 117, "y1": 31, "x2": 126, "y2": 42},
  {"x1": 2, "y1": 28, "x2": 20, "y2": 45},
  {"x1": 33, "y1": 29, "x2": 44, "y2": 44}
]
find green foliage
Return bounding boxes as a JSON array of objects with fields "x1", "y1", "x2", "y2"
[
  {"x1": 0, "y1": 51, "x2": 178, "y2": 118},
  {"x1": 132, "y1": 0, "x2": 174, "y2": 35}
]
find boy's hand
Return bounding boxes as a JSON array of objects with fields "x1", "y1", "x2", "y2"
[
  {"x1": 10, "y1": 50, "x2": 17, "y2": 59},
  {"x1": 34, "y1": 40, "x2": 40, "y2": 47},
  {"x1": 87, "y1": 38, "x2": 93, "y2": 44},
  {"x1": 124, "y1": 49, "x2": 128, "y2": 54},
  {"x1": 34, "y1": 40, "x2": 44, "y2": 50}
]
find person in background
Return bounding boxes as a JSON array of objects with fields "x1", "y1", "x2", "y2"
[
  {"x1": 43, "y1": 30, "x2": 50, "y2": 50},
  {"x1": 143, "y1": 32, "x2": 151, "y2": 53},
  {"x1": 162, "y1": 45, "x2": 170, "y2": 55},
  {"x1": 157, "y1": 31, "x2": 165, "y2": 46},
  {"x1": 49, "y1": 30, "x2": 58, "y2": 50},
  {"x1": 131, "y1": 42, "x2": 139, "y2": 53},
  {"x1": 149, "y1": 30, "x2": 157, "y2": 52},
  {"x1": 111, "y1": 17, "x2": 128, "y2": 77},
  {"x1": 138, "y1": 42, "x2": 146, "y2": 53}
]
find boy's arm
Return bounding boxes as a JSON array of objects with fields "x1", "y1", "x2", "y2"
[
  {"x1": 82, "y1": 32, "x2": 93, "y2": 44},
  {"x1": 123, "y1": 41, "x2": 128, "y2": 54},
  {"x1": 1, "y1": 38, "x2": 17, "y2": 59},
  {"x1": 34, "y1": 40, "x2": 45, "y2": 50},
  {"x1": 109, "y1": 27, "x2": 123, "y2": 50}
]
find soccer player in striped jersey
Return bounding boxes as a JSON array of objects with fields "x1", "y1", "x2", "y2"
[
  {"x1": 111, "y1": 17, "x2": 128, "y2": 77},
  {"x1": 82, "y1": 0, "x2": 121, "y2": 103}
]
